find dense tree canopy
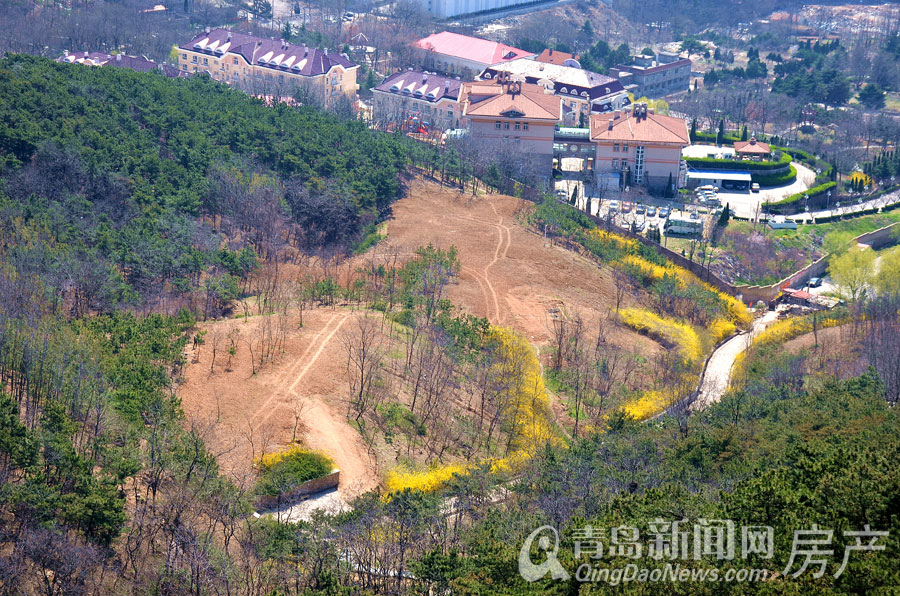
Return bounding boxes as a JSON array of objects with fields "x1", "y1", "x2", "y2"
[{"x1": 0, "y1": 54, "x2": 412, "y2": 312}]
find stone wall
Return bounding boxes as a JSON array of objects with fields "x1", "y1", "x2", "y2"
[{"x1": 255, "y1": 469, "x2": 341, "y2": 511}]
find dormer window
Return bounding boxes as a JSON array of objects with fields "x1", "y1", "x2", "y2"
[{"x1": 560, "y1": 87, "x2": 567, "y2": 93}]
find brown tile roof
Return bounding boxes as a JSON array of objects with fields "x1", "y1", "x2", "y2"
[
  {"x1": 535, "y1": 48, "x2": 576, "y2": 66},
  {"x1": 590, "y1": 109, "x2": 689, "y2": 145},
  {"x1": 460, "y1": 80, "x2": 561, "y2": 121},
  {"x1": 734, "y1": 138, "x2": 771, "y2": 154}
]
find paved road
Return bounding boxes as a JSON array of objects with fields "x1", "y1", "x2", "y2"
[
  {"x1": 786, "y1": 188, "x2": 900, "y2": 223},
  {"x1": 691, "y1": 311, "x2": 780, "y2": 411}
]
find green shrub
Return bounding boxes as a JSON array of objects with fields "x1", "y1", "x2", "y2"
[
  {"x1": 764, "y1": 181, "x2": 837, "y2": 210},
  {"x1": 752, "y1": 165, "x2": 797, "y2": 187},
  {"x1": 256, "y1": 449, "x2": 333, "y2": 497},
  {"x1": 685, "y1": 151, "x2": 792, "y2": 172}
]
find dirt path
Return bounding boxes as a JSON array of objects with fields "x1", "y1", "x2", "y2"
[{"x1": 691, "y1": 311, "x2": 779, "y2": 410}]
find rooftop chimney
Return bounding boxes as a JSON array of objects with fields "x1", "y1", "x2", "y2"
[
  {"x1": 608, "y1": 119, "x2": 614, "y2": 131},
  {"x1": 227, "y1": 32, "x2": 232, "y2": 41},
  {"x1": 116, "y1": 54, "x2": 122, "y2": 61},
  {"x1": 205, "y1": 27, "x2": 210, "y2": 34}
]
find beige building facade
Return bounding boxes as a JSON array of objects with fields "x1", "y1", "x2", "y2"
[{"x1": 179, "y1": 29, "x2": 358, "y2": 106}]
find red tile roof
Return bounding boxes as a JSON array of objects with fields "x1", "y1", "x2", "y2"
[
  {"x1": 414, "y1": 32, "x2": 533, "y2": 66},
  {"x1": 460, "y1": 80, "x2": 561, "y2": 121},
  {"x1": 590, "y1": 109, "x2": 690, "y2": 145},
  {"x1": 536, "y1": 48, "x2": 576, "y2": 66},
  {"x1": 734, "y1": 138, "x2": 771, "y2": 154}
]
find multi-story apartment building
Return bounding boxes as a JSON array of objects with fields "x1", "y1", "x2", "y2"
[
  {"x1": 371, "y1": 70, "x2": 463, "y2": 131},
  {"x1": 590, "y1": 104, "x2": 690, "y2": 194},
  {"x1": 413, "y1": 32, "x2": 533, "y2": 79},
  {"x1": 609, "y1": 52, "x2": 692, "y2": 98},
  {"x1": 480, "y1": 58, "x2": 630, "y2": 127},
  {"x1": 178, "y1": 28, "x2": 358, "y2": 107},
  {"x1": 460, "y1": 78, "x2": 561, "y2": 172}
]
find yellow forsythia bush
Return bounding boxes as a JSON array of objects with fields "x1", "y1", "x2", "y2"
[
  {"x1": 752, "y1": 314, "x2": 844, "y2": 348},
  {"x1": 384, "y1": 326, "x2": 559, "y2": 495},
  {"x1": 622, "y1": 390, "x2": 668, "y2": 421},
  {"x1": 618, "y1": 308, "x2": 703, "y2": 363},
  {"x1": 255, "y1": 444, "x2": 332, "y2": 472},
  {"x1": 587, "y1": 229, "x2": 639, "y2": 252},
  {"x1": 709, "y1": 318, "x2": 737, "y2": 343},
  {"x1": 384, "y1": 463, "x2": 469, "y2": 494}
]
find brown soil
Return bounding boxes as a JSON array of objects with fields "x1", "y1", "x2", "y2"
[
  {"x1": 177, "y1": 178, "x2": 662, "y2": 496},
  {"x1": 180, "y1": 309, "x2": 379, "y2": 499},
  {"x1": 386, "y1": 179, "x2": 659, "y2": 353}
]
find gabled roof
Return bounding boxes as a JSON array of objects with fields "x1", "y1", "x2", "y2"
[
  {"x1": 414, "y1": 32, "x2": 533, "y2": 66},
  {"x1": 734, "y1": 138, "x2": 771, "y2": 154},
  {"x1": 182, "y1": 28, "x2": 356, "y2": 77},
  {"x1": 480, "y1": 58, "x2": 624, "y2": 100},
  {"x1": 373, "y1": 70, "x2": 462, "y2": 103},
  {"x1": 460, "y1": 80, "x2": 561, "y2": 121},
  {"x1": 590, "y1": 110, "x2": 690, "y2": 145},
  {"x1": 535, "y1": 48, "x2": 577, "y2": 66}
]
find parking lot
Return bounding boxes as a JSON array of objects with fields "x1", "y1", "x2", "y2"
[{"x1": 553, "y1": 178, "x2": 723, "y2": 239}]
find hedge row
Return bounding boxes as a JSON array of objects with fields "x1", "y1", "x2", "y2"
[
  {"x1": 764, "y1": 181, "x2": 837, "y2": 209},
  {"x1": 692, "y1": 131, "x2": 745, "y2": 146},
  {"x1": 685, "y1": 151, "x2": 792, "y2": 172},
  {"x1": 753, "y1": 165, "x2": 797, "y2": 187}
]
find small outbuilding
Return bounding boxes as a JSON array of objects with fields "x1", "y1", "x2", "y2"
[{"x1": 734, "y1": 137, "x2": 771, "y2": 160}]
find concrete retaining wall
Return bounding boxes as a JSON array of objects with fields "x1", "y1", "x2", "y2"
[{"x1": 255, "y1": 469, "x2": 340, "y2": 510}]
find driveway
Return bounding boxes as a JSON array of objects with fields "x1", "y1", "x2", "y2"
[{"x1": 716, "y1": 162, "x2": 817, "y2": 219}]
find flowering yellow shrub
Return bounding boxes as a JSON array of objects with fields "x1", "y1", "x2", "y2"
[
  {"x1": 850, "y1": 171, "x2": 872, "y2": 187},
  {"x1": 384, "y1": 463, "x2": 469, "y2": 493},
  {"x1": 255, "y1": 444, "x2": 332, "y2": 472},
  {"x1": 618, "y1": 308, "x2": 703, "y2": 364},
  {"x1": 384, "y1": 326, "x2": 558, "y2": 495},
  {"x1": 709, "y1": 318, "x2": 737, "y2": 343},
  {"x1": 622, "y1": 390, "x2": 667, "y2": 421},
  {"x1": 587, "y1": 229, "x2": 639, "y2": 252},
  {"x1": 618, "y1": 256, "x2": 751, "y2": 330},
  {"x1": 752, "y1": 314, "x2": 844, "y2": 348}
]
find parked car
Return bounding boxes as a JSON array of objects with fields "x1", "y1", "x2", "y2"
[
  {"x1": 556, "y1": 188, "x2": 568, "y2": 199},
  {"x1": 689, "y1": 211, "x2": 700, "y2": 220},
  {"x1": 808, "y1": 277, "x2": 823, "y2": 288},
  {"x1": 636, "y1": 203, "x2": 646, "y2": 214},
  {"x1": 622, "y1": 202, "x2": 633, "y2": 213},
  {"x1": 751, "y1": 182, "x2": 760, "y2": 192},
  {"x1": 647, "y1": 205, "x2": 657, "y2": 217},
  {"x1": 658, "y1": 206, "x2": 670, "y2": 218},
  {"x1": 608, "y1": 200, "x2": 620, "y2": 213}
]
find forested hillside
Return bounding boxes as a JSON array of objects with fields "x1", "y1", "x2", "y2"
[{"x1": 0, "y1": 54, "x2": 410, "y2": 314}]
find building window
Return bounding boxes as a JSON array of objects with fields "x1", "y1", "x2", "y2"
[
  {"x1": 181, "y1": 53, "x2": 187, "y2": 59},
  {"x1": 495, "y1": 121, "x2": 501, "y2": 129},
  {"x1": 504, "y1": 122, "x2": 510, "y2": 129},
  {"x1": 182, "y1": 64, "x2": 187, "y2": 70},
  {"x1": 614, "y1": 143, "x2": 619, "y2": 152},
  {"x1": 515, "y1": 136, "x2": 520, "y2": 144},
  {"x1": 523, "y1": 122, "x2": 529, "y2": 130},
  {"x1": 233, "y1": 58, "x2": 239, "y2": 65},
  {"x1": 191, "y1": 56, "x2": 198, "y2": 64},
  {"x1": 515, "y1": 122, "x2": 520, "y2": 130},
  {"x1": 623, "y1": 144, "x2": 629, "y2": 153},
  {"x1": 612, "y1": 159, "x2": 619, "y2": 169},
  {"x1": 202, "y1": 58, "x2": 208, "y2": 65}
]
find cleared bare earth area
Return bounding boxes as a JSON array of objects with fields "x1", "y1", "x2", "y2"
[{"x1": 178, "y1": 178, "x2": 663, "y2": 496}]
